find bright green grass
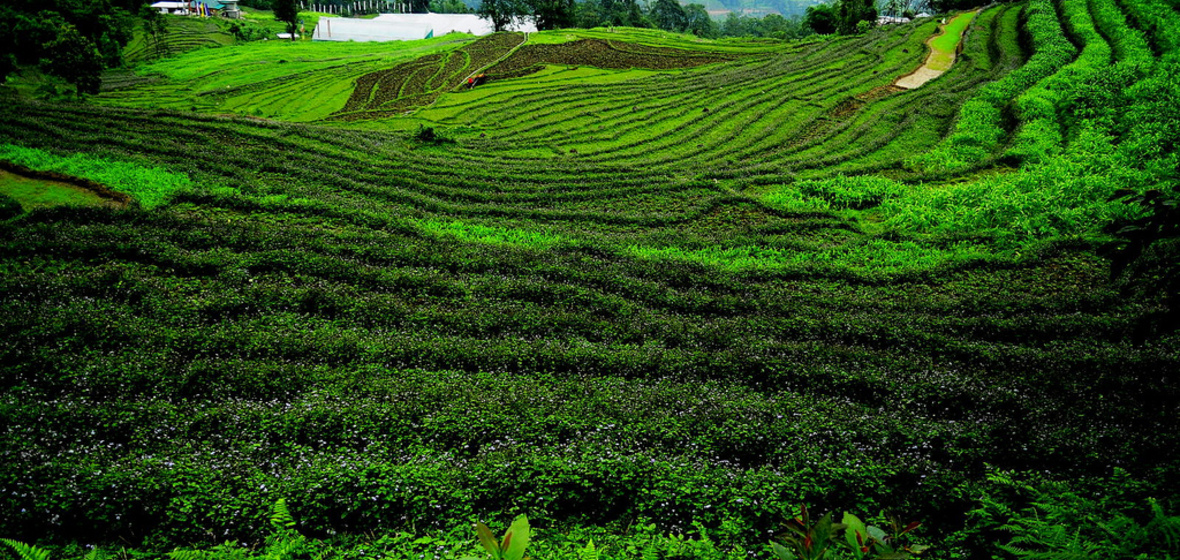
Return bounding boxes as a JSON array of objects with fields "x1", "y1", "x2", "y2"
[
  {"x1": 131, "y1": 34, "x2": 471, "y2": 84},
  {"x1": 525, "y1": 26, "x2": 793, "y2": 54},
  {"x1": 416, "y1": 65, "x2": 663, "y2": 126},
  {"x1": 394, "y1": 18, "x2": 935, "y2": 157},
  {"x1": 99, "y1": 34, "x2": 475, "y2": 120},
  {"x1": 627, "y1": 236, "x2": 1002, "y2": 275},
  {"x1": 239, "y1": 6, "x2": 313, "y2": 33},
  {"x1": 417, "y1": 218, "x2": 565, "y2": 248},
  {"x1": 0, "y1": 170, "x2": 110, "y2": 210},
  {"x1": 928, "y1": 11, "x2": 976, "y2": 71},
  {"x1": 123, "y1": 17, "x2": 237, "y2": 65},
  {"x1": 0, "y1": 144, "x2": 193, "y2": 209}
]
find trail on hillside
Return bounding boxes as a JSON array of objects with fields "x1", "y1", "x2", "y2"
[{"x1": 895, "y1": 11, "x2": 977, "y2": 89}]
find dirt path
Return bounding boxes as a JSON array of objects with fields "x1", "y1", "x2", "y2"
[{"x1": 894, "y1": 11, "x2": 977, "y2": 90}]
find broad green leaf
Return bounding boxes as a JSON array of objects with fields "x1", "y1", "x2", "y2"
[
  {"x1": 867, "y1": 525, "x2": 888, "y2": 542},
  {"x1": 842, "y1": 513, "x2": 869, "y2": 556},
  {"x1": 813, "y1": 511, "x2": 835, "y2": 552},
  {"x1": 476, "y1": 522, "x2": 500, "y2": 558},
  {"x1": 769, "y1": 541, "x2": 797, "y2": 560},
  {"x1": 503, "y1": 514, "x2": 530, "y2": 560}
]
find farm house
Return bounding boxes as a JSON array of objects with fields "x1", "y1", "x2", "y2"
[
  {"x1": 312, "y1": 13, "x2": 535, "y2": 41},
  {"x1": 150, "y1": 0, "x2": 228, "y2": 15},
  {"x1": 149, "y1": 1, "x2": 190, "y2": 15}
]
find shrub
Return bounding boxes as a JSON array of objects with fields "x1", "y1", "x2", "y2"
[{"x1": 0, "y1": 193, "x2": 22, "y2": 220}]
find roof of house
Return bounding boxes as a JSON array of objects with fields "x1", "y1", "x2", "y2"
[{"x1": 151, "y1": 0, "x2": 225, "y2": 8}]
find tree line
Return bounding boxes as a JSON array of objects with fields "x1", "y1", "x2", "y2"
[
  {"x1": 474, "y1": 0, "x2": 935, "y2": 39},
  {"x1": 0, "y1": 0, "x2": 153, "y2": 96}
]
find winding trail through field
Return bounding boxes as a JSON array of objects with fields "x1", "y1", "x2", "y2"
[{"x1": 895, "y1": 10, "x2": 978, "y2": 89}]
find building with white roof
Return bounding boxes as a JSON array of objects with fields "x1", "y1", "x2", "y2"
[{"x1": 313, "y1": 13, "x2": 535, "y2": 41}]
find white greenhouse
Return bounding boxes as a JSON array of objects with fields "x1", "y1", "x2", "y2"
[{"x1": 313, "y1": 13, "x2": 536, "y2": 41}]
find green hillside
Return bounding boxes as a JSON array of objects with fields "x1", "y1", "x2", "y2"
[{"x1": 2, "y1": 2, "x2": 1180, "y2": 559}]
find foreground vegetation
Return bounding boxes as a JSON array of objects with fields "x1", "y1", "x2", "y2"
[{"x1": 2, "y1": 1, "x2": 1180, "y2": 558}]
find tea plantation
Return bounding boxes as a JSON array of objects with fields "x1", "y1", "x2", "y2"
[{"x1": 2, "y1": 1, "x2": 1180, "y2": 558}]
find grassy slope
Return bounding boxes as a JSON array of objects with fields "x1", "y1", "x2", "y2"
[
  {"x1": 0, "y1": 171, "x2": 109, "y2": 210},
  {"x1": 102, "y1": 32, "x2": 475, "y2": 120},
  {"x1": 3, "y1": 3, "x2": 1180, "y2": 558}
]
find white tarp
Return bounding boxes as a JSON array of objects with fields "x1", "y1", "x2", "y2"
[{"x1": 313, "y1": 13, "x2": 535, "y2": 41}]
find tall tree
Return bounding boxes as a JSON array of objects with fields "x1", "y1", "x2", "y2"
[
  {"x1": 41, "y1": 22, "x2": 103, "y2": 96},
  {"x1": 429, "y1": 0, "x2": 471, "y2": 12},
  {"x1": 529, "y1": 0, "x2": 575, "y2": 30},
  {"x1": 683, "y1": 3, "x2": 716, "y2": 37},
  {"x1": 835, "y1": 0, "x2": 875, "y2": 34},
  {"x1": 651, "y1": 0, "x2": 687, "y2": 31},
  {"x1": 804, "y1": 3, "x2": 837, "y2": 34},
  {"x1": 273, "y1": 0, "x2": 300, "y2": 39},
  {"x1": 478, "y1": 0, "x2": 523, "y2": 31},
  {"x1": 574, "y1": 0, "x2": 603, "y2": 27},
  {"x1": 139, "y1": 4, "x2": 169, "y2": 59}
]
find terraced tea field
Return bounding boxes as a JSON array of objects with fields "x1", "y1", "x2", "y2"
[{"x1": 2, "y1": 2, "x2": 1180, "y2": 558}]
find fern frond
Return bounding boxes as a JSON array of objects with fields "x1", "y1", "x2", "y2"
[
  {"x1": 578, "y1": 539, "x2": 599, "y2": 560},
  {"x1": 168, "y1": 549, "x2": 209, "y2": 560},
  {"x1": 1146, "y1": 500, "x2": 1180, "y2": 552},
  {"x1": 0, "y1": 539, "x2": 51, "y2": 560},
  {"x1": 270, "y1": 498, "x2": 296, "y2": 530},
  {"x1": 264, "y1": 534, "x2": 305, "y2": 560},
  {"x1": 81, "y1": 548, "x2": 108, "y2": 560}
]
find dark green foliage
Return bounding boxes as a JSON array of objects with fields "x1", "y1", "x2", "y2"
[
  {"x1": 964, "y1": 471, "x2": 1180, "y2": 560},
  {"x1": 431, "y1": 0, "x2": 473, "y2": 13},
  {"x1": 0, "y1": 539, "x2": 51, "y2": 560},
  {"x1": 528, "y1": 0, "x2": 575, "y2": 30},
  {"x1": 804, "y1": 4, "x2": 837, "y2": 35},
  {"x1": 1105, "y1": 185, "x2": 1180, "y2": 334},
  {"x1": 650, "y1": 0, "x2": 688, "y2": 32},
  {"x1": 0, "y1": 194, "x2": 22, "y2": 220},
  {"x1": 414, "y1": 125, "x2": 454, "y2": 144},
  {"x1": 595, "y1": 0, "x2": 645, "y2": 27},
  {"x1": 137, "y1": 4, "x2": 168, "y2": 60},
  {"x1": 0, "y1": 0, "x2": 137, "y2": 87},
  {"x1": 272, "y1": 0, "x2": 299, "y2": 40},
  {"x1": 478, "y1": 0, "x2": 525, "y2": 32},
  {"x1": 683, "y1": 4, "x2": 717, "y2": 38},
  {"x1": 227, "y1": 19, "x2": 272, "y2": 42},
  {"x1": 835, "y1": 0, "x2": 876, "y2": 35},
  {"x1": 1, "y1": 3, "x2": 1180, "y2": 558},
  {"x1": 39, "y1": 23, "x2": 104, "y2": 97},
  {"x1": 720, "y1": 12, "x2": 809, "y2": 39}
]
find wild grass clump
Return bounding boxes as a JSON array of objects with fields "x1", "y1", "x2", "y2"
[{"x1": 0, "y1": 144, "x2": 191, "y2": 209}]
